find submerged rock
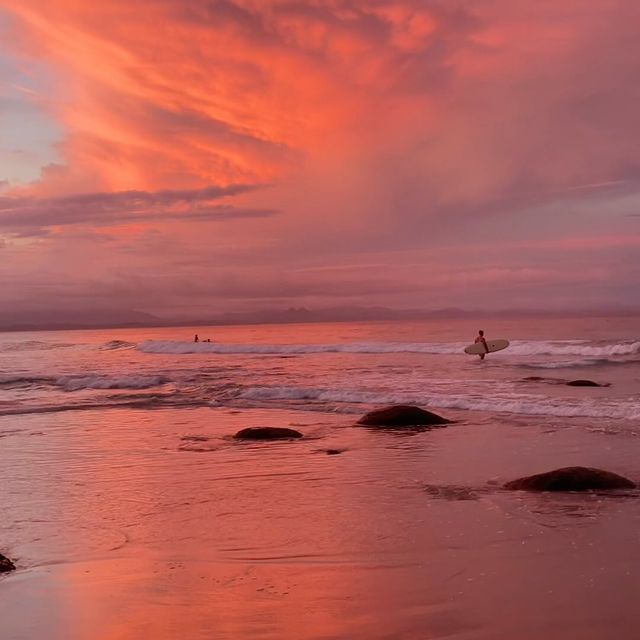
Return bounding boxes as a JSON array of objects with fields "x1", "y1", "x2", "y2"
[
  {"x1": 566, "y1": 379, "x2": 609, "y2": 387},
  {"x1": 0, "y1": 554, "x2": 15, "y2": 573},
  {"x1": 505, "y1": 466, "x2": 635, "y2": 492},
  {"x1": 522, "y1": 376, "x2": 565, "y2": 385},
  {"x1": 233, "y1": 427, "x2": 303, "y2": 440},
  {"x1": 357, "y1": 405, "x2": 450, "y2": 428}
]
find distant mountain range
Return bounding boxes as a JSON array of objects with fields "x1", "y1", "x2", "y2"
[
  {"x1": 0, "y1": 305, "x2": 638, "y2": 332},
  {"x1": 0, "y1": 309, "x2": 159, "y2": 331}
]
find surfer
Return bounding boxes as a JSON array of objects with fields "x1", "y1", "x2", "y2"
[
  {"x1": 474, "y1": 330, "x2": 488, "y2": 360},
  {"x1": 194, "y1": 334, "x2": 199, "y2": 343}
]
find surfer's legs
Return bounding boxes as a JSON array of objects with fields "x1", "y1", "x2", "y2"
[{"x1": 479, "y1": 353, "x2": 485, "y2": 360}]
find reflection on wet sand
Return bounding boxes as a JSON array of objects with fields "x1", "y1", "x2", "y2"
[{"x1": 1, "y1": 407, "x2": 639, "y2": 639}]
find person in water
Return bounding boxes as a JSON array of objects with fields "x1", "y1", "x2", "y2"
[
  {"x1": 475, "y1": 330, "x2": 488, "y2": 360},
  {"x1": 194, "y1": 334, "x2": 199, "y2": 343}
]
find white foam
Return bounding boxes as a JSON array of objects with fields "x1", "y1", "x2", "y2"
[
  {"x1": 238, "y1": 385, "x2": 640, "y2": 420},
  {"x1": 520, "y1": 359, "x2": 602, "y2": 369},
  {"x1": 100, "y1": 340, "x2": 136, "y2": 350},
  {"x1": 138, "y1": 339, "x2": 640, "y2": 357},
  {"x1": 507, "y1": 340, "x2": 640, "y2": 357},
  {"x1": 57, "y1": 374, "x2": 170, "y2": 391}
]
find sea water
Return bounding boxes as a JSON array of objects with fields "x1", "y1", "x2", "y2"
[
  {"x1": 1, "y1": 316, "x2": 639, "y2": 427},
  {"x1": 0, "y1": 317, "x2": 639, "y2": 639}
]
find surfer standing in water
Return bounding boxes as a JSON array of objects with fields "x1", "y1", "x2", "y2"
[{"x1": 475, "y1": 330, "x2": 489, "y2": 360}]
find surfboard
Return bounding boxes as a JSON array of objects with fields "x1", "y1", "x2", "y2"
[{"x1": 464, "y1": 339, "x2": 510, "y2": 355}]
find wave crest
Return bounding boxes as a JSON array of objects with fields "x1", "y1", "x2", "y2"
[
  {"x1": 57, "y1": 374, "x2": 170, "y2": 391},
  {"x1": 100, "y1": 340, "x2": 136, "y2": 350},
  {"x1": 137, "y1": 338, "x2": 640, "y2": 357},
  {"x1": 238, "y1": 385, "x2": 640, "y2": 421}
]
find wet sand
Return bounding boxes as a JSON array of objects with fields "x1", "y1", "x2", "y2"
[{"x1": 1, "y1": 406, "x2": 639, "y2": 639}]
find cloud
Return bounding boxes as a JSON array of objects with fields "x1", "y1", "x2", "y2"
[
  {"x1": 0, "y1": 183, "x2": 275, "y2": 235},
  {"x1": 6, "y1": 0, "x2": 640, "y2": 206},
  {"x1": 0, "y1": 0, "x2": 638, "y2": 314}
]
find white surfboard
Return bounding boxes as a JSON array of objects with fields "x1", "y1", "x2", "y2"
[{"x1": 464, "y1": 339, "x2": 510, "y2": 355}]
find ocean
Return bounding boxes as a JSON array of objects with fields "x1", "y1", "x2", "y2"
[
  {"x1": 1, "y1": 317, "x2": 639, "y2": 639},
  {"x1": 2, "y1": 316, "x2": 640, "y2": 425}
]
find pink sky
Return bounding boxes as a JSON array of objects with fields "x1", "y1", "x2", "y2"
[{"x1": 0, "y1": 0, "x2": 638, "y2": 317}]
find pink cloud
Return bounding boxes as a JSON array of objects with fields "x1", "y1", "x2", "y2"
[{"x1": 0, "y1": 0, "x2": 638, "y2": 314}]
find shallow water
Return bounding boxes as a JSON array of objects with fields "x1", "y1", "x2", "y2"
[{"x1": 1, "y1": 318, "x2": 639, "y2": 638}]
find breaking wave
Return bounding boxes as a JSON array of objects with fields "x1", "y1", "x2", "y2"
[
  {"x1": 519, "y1": 357, "x2": 639, "y2": 370},
  {"x1": 237, "y1": 385, "x2": 640, "y2": 421},
  {"x1": 507, "y1": 340, "x2": 640, "y2": 357},
  {"x1": 137, "y1": 339, "x2": 640, "y2": 357},
  {"x1": 56, "y1": 374, "x2": 170, "y2": 391},
  {"x1": 0, "y1": 373, "x2": 170, "y2": 391},
  {"x1": 100, "y1": 340, "x2": 136, "y2": 350}
]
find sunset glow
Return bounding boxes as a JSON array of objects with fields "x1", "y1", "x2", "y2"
[{"x1": 1, "y1": 1, "x2": 638, "y2": 317}]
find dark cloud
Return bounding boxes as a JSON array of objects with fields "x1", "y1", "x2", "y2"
[{"x1": 0, "y1": 183, "x2": 276, "y2": 234}]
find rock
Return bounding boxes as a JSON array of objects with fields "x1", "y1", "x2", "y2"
[
  {"x1": 505, "y1": 466, "x2": 635, "y2": 492},
  {"x1": 233, "y1": 427, "x2": 303, "y2": 440},
  {"x1": 325, "y1": 449, "x2": 344, "y2": 455},
  {"x1": 566, "y1": 379, "x2": 608, "y2": 387},
  {"x1": 522, "y1": 376, "x2": 566, "y2": 385},
  {"x1": 0, "y1": 554, "x2": 15, "y2": 573},
  {"x1": 357, "y1": 405, "x2": 450, "y2": 428}
]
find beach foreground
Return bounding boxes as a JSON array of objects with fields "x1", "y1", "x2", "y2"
[{"x1": 1, "y1": 402, "x2": 639, "y2": 640}]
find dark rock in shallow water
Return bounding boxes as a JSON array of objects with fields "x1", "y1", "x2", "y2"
[
  {"x1": 0, "y1": 554, "x2": 15, "y2": 573},
  {"x1": 566, "y1": 379, "x2": 609, "y2": 387},
  {"x1": 234, "y1": 427, "x2": 303, "y2": 440},
  {"x1": 505, "y1": 467, "x2": 635, "y2": 492},
  {"x1": 522, "y1": 376, "x2": 565, "y2": 384},
  {"x1": 357, "y1": 405, "x2": 450, "y2": 428}
]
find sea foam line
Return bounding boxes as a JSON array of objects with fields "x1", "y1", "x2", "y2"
[
  {"x1": 56, "y1": 374, "x2": 170, "y2": 391},
  {"x1": 237, "y1": 385, "x2": 640, "y2": 420},
  {"x1": 0, "y1": 373, "x2": 171, "y2": 391},
  {"x1": 138, "y1": 339, "x2": 640, "y2": 357}
]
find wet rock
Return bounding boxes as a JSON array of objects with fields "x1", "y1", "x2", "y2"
[
  {"x1": 566, "y1": 379, "x2": 608, "y2": 387},
  {"x1": 505, "y1": 466, "x2": 635, "y2": 492},
  {"x1": 522, "y1": 376, "x2": 565, "y2": 385},
  {"x1": 0, "y1": 554, "x2": 15, "y2": 573},
  {"x1": 234, "y1": 427, "x2": 303, "y2": 440},
  {"x1": 357, "y1": 405, "x2": 450, "y2": 428}
]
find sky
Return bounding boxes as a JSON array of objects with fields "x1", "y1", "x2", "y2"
[{"x1": 0, "y1": 0, "x2": 638, "y2": 318}]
